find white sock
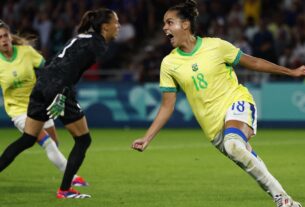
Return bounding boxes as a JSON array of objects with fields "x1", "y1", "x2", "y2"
[
  {"x1": 39, "y1": 135, "x2": 67, "y2": 173},
  {"x1": 223, "y1": 133, "x2": 287, "y2": 198},
  {"x1": 255, "y1": 155, "x2": 286, "y2": 197},
  {"x1": 39, "y1": 136, "x2": 79, "y2": 180}
]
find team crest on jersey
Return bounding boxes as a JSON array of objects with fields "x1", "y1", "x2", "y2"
[
  {"x1": 12, "y1": 70, "x2": 17, "y2": 77},
  {"x1": 192, "y1": 63, "x2": 199, "y2": 72}
]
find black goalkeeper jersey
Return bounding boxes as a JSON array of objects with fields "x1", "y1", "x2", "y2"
[
  {"x1": 42, "y1": 32, "x2": 107, "y2": 86},
  {"x1": 28, "y1": 32, "x2": 108, "y2": 123}
]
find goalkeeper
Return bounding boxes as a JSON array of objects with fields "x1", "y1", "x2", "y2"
[{"x1": 0, "y1": 8, "x2": 120, "y2": 199}]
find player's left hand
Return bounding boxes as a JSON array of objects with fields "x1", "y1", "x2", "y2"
[{"x1": 290, "y1": 65, "x2": 305, "y2": 77}]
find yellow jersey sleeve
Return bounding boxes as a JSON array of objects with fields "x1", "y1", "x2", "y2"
[
  {"x1": 28, "y1": 46, "x2": 45, "y2": 69},
  {"x1": 160, "y1": 58, "x2": 179, "y2": 92},
  {"x1": 217, "y1": 38, "x2": 242, "y2": 66}
]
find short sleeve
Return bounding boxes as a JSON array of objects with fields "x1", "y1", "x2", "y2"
[
  {"x1": 159, "y1": 59, "x2": 178, "y2": 93},
  {"x1": 28, "y1": 46, "x2": 45, "y2": 69},
  {"x1": 217, "y1": 38, "x2": 242, "y2": 67}
]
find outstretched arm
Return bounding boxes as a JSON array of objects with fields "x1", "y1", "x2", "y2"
[
  {"x1": 239, "y1": 54, "x2": 305, "y2": 77},
  {"x1": 131, "y1": 92, "x2": 176, "y2": 152}
]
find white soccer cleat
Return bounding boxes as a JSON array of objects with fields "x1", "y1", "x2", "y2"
[{"x1": 274, "y1": 194, "x2": 302, "y2": 207}]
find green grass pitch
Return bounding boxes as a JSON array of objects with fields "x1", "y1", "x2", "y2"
[{"x1": 0, "y1": 128, "x2": 304, "y2": 207}]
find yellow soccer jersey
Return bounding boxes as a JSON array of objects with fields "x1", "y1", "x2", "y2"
[
  {"x1": 160, "y1": 37, "x2": 254, "y2": 141},
  {"x1": 0, "y1": 45, "x2": 45, "y2": 117}
]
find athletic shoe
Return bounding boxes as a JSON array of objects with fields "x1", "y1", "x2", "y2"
[
  {"x1": 72, "y1": 176, "x2": 89, "y2": 187},
  {"x1": 274, "y1": 194, "x2": 302, "y2": 207},
  {"x1": 56, "y1": 188, "x2": 91, "y2": 199}
]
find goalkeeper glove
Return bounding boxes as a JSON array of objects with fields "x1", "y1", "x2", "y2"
[{"x1": 47, "y1": 88, "x2": 69, "y2": 119}]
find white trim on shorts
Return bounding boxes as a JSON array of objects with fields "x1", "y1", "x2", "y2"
[
  {"x1": 11, "y1": 113, "x2": 55, "y2": 133},
  {"x1": 225, "y1": 101, "x2": 257, "y2": 135}
]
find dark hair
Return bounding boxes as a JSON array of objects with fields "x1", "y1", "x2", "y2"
[
  {"x1": 168, "y1": 0, "x2": 199, "y2": 34},
  {"x1": 0, "y1": 19, "x2": 32, "y2": 45},
  {"x1": 77, "y1": 8, "x2": 114, "y2": 34}
]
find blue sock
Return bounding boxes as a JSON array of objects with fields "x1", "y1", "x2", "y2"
[{"x1": 38, "y1": 135, "x2": 50, "y2": 146}]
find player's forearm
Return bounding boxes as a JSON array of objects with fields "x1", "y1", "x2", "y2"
[
  {"x1": 144, "y1": 105, "x2": 174, "y2": 142},
  {"x1": 240, "y1": 54, "x2": 293, "y2": 76},
  {"x1": 252, "y1": 58, "x2": 292, "y2": 75}
]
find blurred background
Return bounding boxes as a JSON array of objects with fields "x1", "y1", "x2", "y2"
[{"x1": 1, "y1": 0, "x2": 305, "y2": 128}]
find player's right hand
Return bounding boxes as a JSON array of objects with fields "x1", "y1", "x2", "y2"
[
  {"x1": 47, "y1": 93, "x2": 66, "y2": 120},
  {"x1": 131, "y1": 138, "x2": 149, "y2": 152}
]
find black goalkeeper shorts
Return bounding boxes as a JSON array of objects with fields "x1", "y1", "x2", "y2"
[{"x1": 27, "y1": 81, "x2": 84, "y2": 126}]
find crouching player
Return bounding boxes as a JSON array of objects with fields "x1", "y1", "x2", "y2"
[{"x1": 0, "y1": 8, "x2": 120, "y2": 198}]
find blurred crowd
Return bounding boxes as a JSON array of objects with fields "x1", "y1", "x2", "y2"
[
  {"x1": 1, "y1": 0, "x2": 305, "y2": 83},
  {"x1": 139, "y1": 0, "x2": 305, "y2": 83}
]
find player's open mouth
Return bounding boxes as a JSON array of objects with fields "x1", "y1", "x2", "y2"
[
  {"x1": 166, "y1": 33, "x2": 174, "y2": 40},
  {"x1": 166, "y1": 33, "x2": 174, "y2": 44}
]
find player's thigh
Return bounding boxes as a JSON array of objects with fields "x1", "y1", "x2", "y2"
[
  {"x1": 59, "y1": 93, "x2": 87, "y2": 137},
  {"x1": 24, "y1": 117, "x2": 45, "y2": 137},
  {"x1": 225, "y1": 101, "x2": 257, "y2": 139},
  {"x1": 64, "y1": 116, "x2": 89, "y2": 137}
]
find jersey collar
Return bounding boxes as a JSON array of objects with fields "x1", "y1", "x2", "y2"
[
  {"x1": 0, "y1": 45, "x2": 18, "y2": 62},
  {"x1": 176, "y1": 36, "x2": 202, "y2": 56},
  {"x1": 91, "y1": 31, "x2": 106, "y2": 43}
]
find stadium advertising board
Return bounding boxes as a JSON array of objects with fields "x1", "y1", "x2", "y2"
[
  {"x1": 1, "y1": 83, "x2": 305, "y2": 127},
  {"x1": 261, "y1": 83, "x2": 305, "y2": 120}
]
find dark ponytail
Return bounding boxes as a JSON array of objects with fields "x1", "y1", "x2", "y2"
[
  {"x1": 77, "y1": 8, "x2": 114, "y2": 34},
  {"x1": 168, "y1": 0, "x2": 199, "y2": 34}
]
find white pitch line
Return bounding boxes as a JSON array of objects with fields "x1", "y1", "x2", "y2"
[{"x1": 15, "y1": 139, "x2": 305, "y2": 154}]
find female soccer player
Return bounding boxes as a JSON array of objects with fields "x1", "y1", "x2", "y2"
[
  {"x1": 0, "y1": 8, "x2": 120, "y2": 199},
  {"x1": 0, "y1": 20, "x2": 87, "y2": 187},
  {"x1": 131, "y1": 1, "x2": 304, "y2": 207}
]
